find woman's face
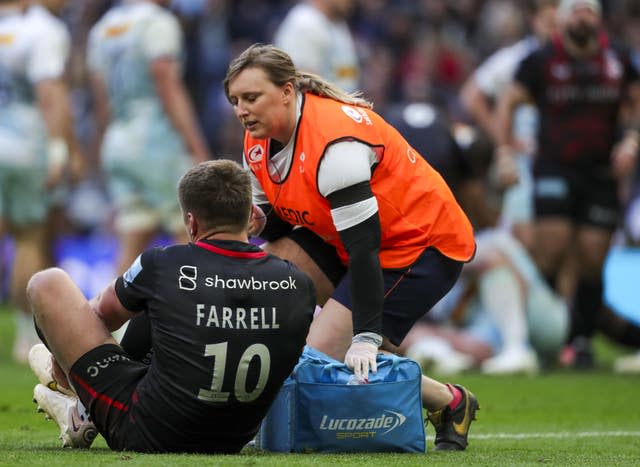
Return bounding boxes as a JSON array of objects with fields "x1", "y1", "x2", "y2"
[{"x1": 227, "y1": 67, "x2": 295, "y2": 144}]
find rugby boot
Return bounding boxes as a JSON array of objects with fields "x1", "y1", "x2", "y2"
[
  {"x1": 33, "y1": 384, "x2": 98, "y2": 448},
  {"x1": 427, "y1": 384, "x2": 479, "y2": 451}
]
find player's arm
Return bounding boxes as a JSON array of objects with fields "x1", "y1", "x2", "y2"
[
  {"x1": 319, "y1": 141, "x2": 384, "y2": 379},
  {"x1": 145, "y1": 14, "x2": 211, "y2": 163},
  {"x1": 460, "y1": 77, "x2": 498, "y2": 143},
  {"x1": 31, "y1": 24, "x2": 77, "y2": 188},
  {"x1": 612, "y1": 64, "x2": 640, "y2": 179},
  {"x1": 86, "y1": 22, "x2": 111, "y2": 169},
  {"x1": 88, "y1": 71, "x2": 110, "y2": 166},
  {"x1": 89, "y1": 280, "x2": 137, "y2": 332},
  {"x1": 90, "y1": 252, "x2": 153, "y2": 332},
  {"x1": 151, "y1": 57, "x2": 211, "y2": 163},
  {"x1": 494, "y1": 80, "x2": 532, "y2": 148},
  {"x1": 493, "y1": 81, "x2": 533, "y2": 189},
  {"x1": 494, "y1": 51, "x2": 538, "y2": 182},
  {"x1": 36, "y1": 79, "x2": 71, "y2": 187}
]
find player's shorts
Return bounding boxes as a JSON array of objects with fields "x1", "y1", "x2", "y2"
[
  {"x1": 0, "y1": 162, "x2": 49, "y2": 227},
  {"x1": 289, "y1": 228, "x2": 464, "y2": 346},
  {"x1": 68, "y1": 343, "x2": 150, "y2": 451},
  {"x1": 533, "y1": 158, "x2": 620, "y2": 230},
  {"x1": 101, "y1": 118, "x2": 192, "y2": 234},
  {"x1": 500, "y1": 154, "x2": 534, "y2": 228}
]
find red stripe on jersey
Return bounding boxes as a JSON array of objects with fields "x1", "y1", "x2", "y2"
[
  {"x1": 195, "y1": 241, "x2": 267, "y2": 259},
  {"x1": 70, "y1": 373, "x2": 129, "y2": 412}
]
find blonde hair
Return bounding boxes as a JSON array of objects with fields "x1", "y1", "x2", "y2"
[{"x1": 223, "y1": 43, "x2": 373, "y2": 109}]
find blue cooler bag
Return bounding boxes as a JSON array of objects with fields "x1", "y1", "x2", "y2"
[{"x1": 258, "y1": 346, "x2": 425, "y2": 453}]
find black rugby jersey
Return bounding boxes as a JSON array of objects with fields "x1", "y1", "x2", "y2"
[
  {"x1": 515, "y1": 34, "x2": 640, "y2": 166},
  {"x1": 114, "y1": 239, "x2": 315, "y2": 453}
]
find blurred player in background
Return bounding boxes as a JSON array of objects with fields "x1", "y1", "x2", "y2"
[
  {"x1": 87, "y1": 0, "x2": 211, "y2": 276},
  {"x1": 461, "y1": 0, "x2": 558, "y2": 250},
  {"x1": 28, "y1": 160, "x2": 315, "y2": 452},
  {"x1": 495, "y1": 0, "x2": 640, "y2": 367},
  {"x1": 274, "y1": 0, "x2": 360, "y2": 93},
  {"x1": 0, "y1": 0, "x2": 80, "y2": 363}
]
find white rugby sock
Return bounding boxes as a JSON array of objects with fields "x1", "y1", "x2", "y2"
[{"x1": 478, "y1": 266, "x2": 528, "y2": 352}]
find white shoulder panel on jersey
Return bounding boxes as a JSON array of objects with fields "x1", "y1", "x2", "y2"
[
  {"x1": 25, "y1": 5, "x2": 70, "y2": 83},
  {"x1": 318, "y1": 141, "x2": 379, "y2": 231},
  {"x1": 140, "y1": 8, "x2": 182, "y2": 61},
  {"x1": 274, "y1": 4, "x2": 330, "y2": 75},
  {"x1": 317, "y1": 141, "x2": 376, "y2": 197},
  {"x1": 122, "y1": 254, "x2": 143, "y2": 286},
  {"x1": 474, "y1": 36, "x2": 540, "y2": 97}
]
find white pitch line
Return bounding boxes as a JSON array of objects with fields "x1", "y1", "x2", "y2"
[{"x1": 464, "y1": 431, "x2": 640, "y2": 440}]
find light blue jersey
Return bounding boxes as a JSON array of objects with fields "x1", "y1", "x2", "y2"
[
  {"x1": 87, "y1": 1, "x2": 191, "y2": 233},
  {"x1": 0, "y1": 5, "x2": 69, "y2": 225},
  {"x1": 274, "y1": 3, "x2": 360, "y2": 93}
]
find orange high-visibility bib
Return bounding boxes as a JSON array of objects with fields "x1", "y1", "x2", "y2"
[{"x1": 245, "y1": 93, "x2": 475, "y2": 268}]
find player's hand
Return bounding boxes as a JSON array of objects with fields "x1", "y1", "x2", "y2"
[
  {"x1": 490, "y1": 145, "x2": 519, "y2": 189},
  {"x1": 248, "y1": 204, "x2": 266, "y2": 237},
  {"x1": 611, "y1": 132, "x2": 638, "y2": 179},
  {"x1": 45, "y1": 139, "x2": 69, "y2": 190},
  {"x1": 344, "y1": 332, "x2": 382, "y2": 380}
]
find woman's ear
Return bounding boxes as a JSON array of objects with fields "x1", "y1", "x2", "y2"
[{"x1": 282, "y1": 82, "x2": 294, "y2": 102}]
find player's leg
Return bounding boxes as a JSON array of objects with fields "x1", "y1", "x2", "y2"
[
  {"x1": 472, "y1": 230, "x2": 540, "y2": 373},
  {"x1": 27, "y1": 268, "x2": 116, "y2": 372},
  {"x1": 6, "y1": 164, "x2": 51, "y2": 362},
  {"x1": 531, "y1": 217, "x2": 573, "y2": 289},
  {"x1": 564, "y1": 171, "x2": 619, "y2": 367},
  {"x1": 530, "y1": 161, "x2": 576, "y2": 295},
  {"x1": 27, "y1": 268, "x2": 151, "y2": 450},
  {"x1": 568, "y1": 224, "x2": 614, "y2": 365},
  {"x1": 9, "y1": 226, "x2": 48, "y2": 362},
  {"x1": 26, "y1": 268, "x2": 115, "y2": 448}
]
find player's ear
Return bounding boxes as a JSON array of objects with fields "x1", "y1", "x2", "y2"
[{"x1": 187, "y1": 213, "x2": 197, "y2": 240}]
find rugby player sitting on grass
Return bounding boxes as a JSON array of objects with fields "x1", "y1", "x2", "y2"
[{"x1": 27, "y1": 160, "x2": 315, "y2": 453}]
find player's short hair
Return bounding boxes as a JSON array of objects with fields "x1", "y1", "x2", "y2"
[{"x1": 178, "y1": 159, "x2": 252, "y2": 233}]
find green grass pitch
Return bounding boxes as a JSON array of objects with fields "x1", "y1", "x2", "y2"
[{"x1": 1, "y1": 305, "x2": 638, "y2": 466}]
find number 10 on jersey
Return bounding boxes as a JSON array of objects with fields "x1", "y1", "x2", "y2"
[{"x1": 198, "y1": 342, "x2": 271, "y2": 403}]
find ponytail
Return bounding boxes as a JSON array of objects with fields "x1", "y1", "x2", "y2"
[
  {"x1": 225, "y1": 43, "x2": 373, "y2": 109},
  {"x1": 296, "y1": 71, "x2": 373, "y2": 109}
]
